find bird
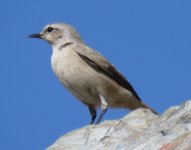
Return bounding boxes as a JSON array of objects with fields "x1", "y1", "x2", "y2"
[{"x1": 29, "y1": 23, "x2": 158, "y2": 124}]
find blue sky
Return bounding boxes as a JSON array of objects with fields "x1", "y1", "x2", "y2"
[{"x1": 1, "y1": 0, "x2": 191, "y2": 150}]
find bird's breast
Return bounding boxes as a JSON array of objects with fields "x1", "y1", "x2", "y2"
[
  {"x1": 51, "y1": 47, "x2": 101, "y2": 90},
  {"x1": 51, "y1": 47, "x2": 84, "y2": 85},
  {"x1": 51, "y1": 47, "x2": 102, "y2": 105}
]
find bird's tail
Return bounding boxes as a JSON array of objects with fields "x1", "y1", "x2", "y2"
[{"x1": 140, "y1": 101, "x2": 159, "y2": 115}]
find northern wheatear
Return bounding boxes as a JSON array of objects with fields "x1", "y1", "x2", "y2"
[{"x1": 29, "y1": 23, "x2": 158, "y2": 124}]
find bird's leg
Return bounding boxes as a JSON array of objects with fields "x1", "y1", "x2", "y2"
[
  {"x1": 88, "y1": 105, "x2": 97, "y2": 124},
  {"x1": 95, "y1": 95, "x2": 108, "y2": 124}
]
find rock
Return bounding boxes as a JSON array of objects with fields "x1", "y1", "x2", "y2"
[{"x1": 46, "y1": 100, "x2": 191, "y2": 150}]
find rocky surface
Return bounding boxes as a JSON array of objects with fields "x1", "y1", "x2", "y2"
[{"x1": 47, "y1": 100, "x2": 191, "y2": 150}]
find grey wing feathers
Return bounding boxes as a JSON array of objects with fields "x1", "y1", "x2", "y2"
[{"x1": 72, "y1": 43, "x2": 142, "y2": 101}]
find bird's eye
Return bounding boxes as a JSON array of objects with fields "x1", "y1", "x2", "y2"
[{"x1": 47, "y1": 27, "x2": 54, "y2": 33}]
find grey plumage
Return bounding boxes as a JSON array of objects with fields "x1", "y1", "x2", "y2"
[{"x1": 29, "y1": 23, "x2": 158, "y2": 124}]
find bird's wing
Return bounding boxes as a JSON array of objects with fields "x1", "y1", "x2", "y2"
[{"x1": 72, "y1": 43, "x2": 142, "y2": 101}]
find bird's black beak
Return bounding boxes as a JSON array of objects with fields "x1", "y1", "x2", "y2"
[{"x1": 28, "y1": 33, "x2": 42, "y2": 39}]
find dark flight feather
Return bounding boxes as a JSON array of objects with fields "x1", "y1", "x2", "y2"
[{"x1": 76, "y1": 52, "x2": 142, "y2": 101}]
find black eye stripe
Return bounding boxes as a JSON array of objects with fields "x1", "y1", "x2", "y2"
[{"x1": 47, "y1": 27, "x2": 54, "y2": 32}]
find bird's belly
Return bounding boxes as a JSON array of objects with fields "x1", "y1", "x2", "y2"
[{"x1": 51, "y1": 49, "x2": 101, "y2": 105}]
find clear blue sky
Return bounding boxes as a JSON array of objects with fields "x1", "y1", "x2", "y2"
[{"x1": 1, "y1": 0, "x2": 191, "y2": 149}]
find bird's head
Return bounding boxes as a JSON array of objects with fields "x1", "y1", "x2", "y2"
[{"x1": 29, "y1": 23, "x2": 83, "y2": 46}]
